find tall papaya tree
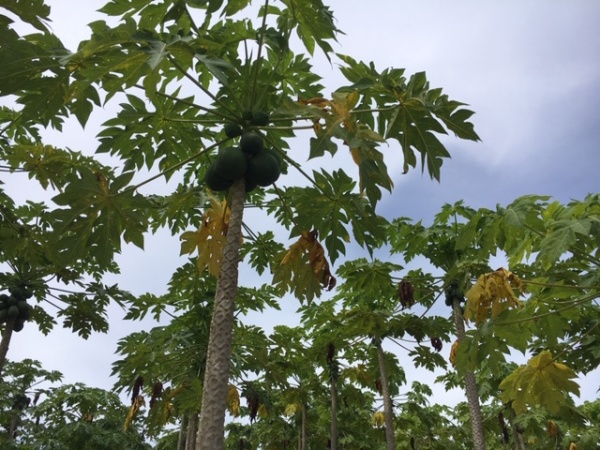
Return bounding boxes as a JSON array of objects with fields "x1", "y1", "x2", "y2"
[
  {"x1": 389, "y1": 196, "x2": 600, "y2": 449},
  {"x1": 1, "y1": 0, "x2": 479, "y2": 448}
]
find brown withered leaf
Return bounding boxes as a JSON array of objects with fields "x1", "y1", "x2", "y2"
[{"x1": 274, "y1": 230, "x2": 336, "y2": 304}]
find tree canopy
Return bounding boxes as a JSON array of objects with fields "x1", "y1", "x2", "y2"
[{"x1": 0, "y1": 1, "x2": 598, "y2": 449}]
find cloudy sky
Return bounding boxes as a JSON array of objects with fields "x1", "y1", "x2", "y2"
[{"x1": 5, "y1": 0, "x2": 600, "y2": 409}]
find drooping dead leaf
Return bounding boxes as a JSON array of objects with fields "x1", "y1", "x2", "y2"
[
  {"x1": 179, "y1": 192, "x2": 231, "y2": 277},
  {"x1": 464, "y1": 268, "x2": 524, "y2": 325},
  {"x1": 227, "y1": 384, "x2": 241, "y2": 417},
  {"x1": 124, "y1": 395, "x2": 145, "y2": 431}
]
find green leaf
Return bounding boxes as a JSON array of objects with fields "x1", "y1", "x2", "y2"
[{"x1": 0, "y1": 0, "x2": 50, "y2": 31}]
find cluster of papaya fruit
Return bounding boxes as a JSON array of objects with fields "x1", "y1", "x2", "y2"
[
  {"x1": 0, "y1": 286, "x2": 33, "y2": 332},
  {"x1": 444, "y1": 281, "x2": 465, "y2": 307},
  {"x1": 205, "y1": 110, "x2": 282, "y2": 192}
]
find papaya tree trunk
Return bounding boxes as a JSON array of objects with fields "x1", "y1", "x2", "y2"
[
  {"x1": 196, "y1": 178, "x2": 246, "y2": 450},
  {"x1": 509, "y1": 409, "x2": 526, "y2": 450},
  {"x1": 0, "y1": 316, "x2": 16, "y2": 377},
  {"x1": 453, "y1": 304, "x2": 486, "y2": 450},
  {"x1": 186, "y1": 412, "x2": 199, "y2": 450},
  {"x1": 300, "y1": 403, "x2": 307, "y2": 450},
  {"x1": 177, "y1": 414, "x2": 187, "y2": 450},
  {"x1": 330, "y1": 373, "x2": 338, "y2": 450},
  {"x1": 375, "y1": 338, "x2": 396, "y2": 450}
]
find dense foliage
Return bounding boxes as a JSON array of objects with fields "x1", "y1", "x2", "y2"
[{"x1": 0, "y1": 1, "x2": 598, "y2": 449}]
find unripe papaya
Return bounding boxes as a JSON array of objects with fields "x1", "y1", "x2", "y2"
[
  {"x1": 13, "y1": 319, "x2": 25, "y2": 332},
  {"x1": 224, "y1": 122, "x2": 243, "y2": 138},
  {"x1": 247, "y1": 150, "x2": 281, "y2": 187},
  {"x1": 8, "y1": 305, "x2": 19, "y2": 318},
  {"x1": 214, "y1": 146, "x2": 247, "y2": 180},
  {"x1": 250, "y1": 110, "x2": 269, "y2": 126},
  {"x1": 204, "y1": 164, "x2": 234, "y2": 192},
  {"x1": 240, "y1": 132, "x2": 264, "y2": 156},
  {"x1": 0, "y1": 309, "x2": 7, "y2": 323}
]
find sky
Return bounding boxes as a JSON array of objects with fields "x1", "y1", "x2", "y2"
[{"x1": 3, "y1": 0, "x2": 600, "y2": 415}]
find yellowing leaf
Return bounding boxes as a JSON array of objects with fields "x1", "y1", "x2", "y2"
[
  {"x1": 179, "y1": 192, "x2": 231, "y2": 277},
  {"x1": 499, "y1": 350, "x2": 580, "y2": 415},
  {"x1": 371, "y1": 411, "x2": 385, "y2": 428},
  {"x1": 273, "y1": 230, "x2": 336, "y2": 304},
  {"x1": 465, "y1": 268, "x2": 524, "y2": 325},
  {"x1": 227, "y1": 384, "x2": 240, "y2": 417},
  {"x1": 284, "y1": 402, "x2": 301, "y2": 417},
  {"x1": 449, "y1": 340, "x2": 460, "y2": 367},
  {"x1": 257, "y1": 403, "x2": 268, "y2": 419}
]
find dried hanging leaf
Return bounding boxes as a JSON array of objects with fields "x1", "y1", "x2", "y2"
[
  {"x1": 149, "y1": 381, "x2": 163, "y2": 409},
  {"x1": 465, "y1": 268, "x2": 524, "y2": 325},
  {"x1": 124, "y1": 395, "x2": 145, "y2": 431},
  {"x1": 227, "y1": 384, "x2": 240, "y2": 417},
  {"x1": 179, "y1": 192, "x2": 231, "y2": 277}
]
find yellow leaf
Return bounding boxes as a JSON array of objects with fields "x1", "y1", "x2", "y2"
[
  {"x1": 257, "y1": 403, "x2": 268, "y2": 419},
  {"x1": 465, "y1": 268, "x2": 524, "y2": 325},
  {"x1": 371, "y1": 411, "x2": 385, "y2": 428},
  {"x1": 499, "y1": 350, "x2": 580, "y2": 415},
  {"x1": 449, "y1": 340, "x2": 460, "y2": 367},
  {"x1": 179, "y1": 192, "x2": 231, "y2": 277},
  {"x1": 284, "y1": 402, "x2": 300, "y2": 417},
  {"x1": 227, "y1": 384, "x2": 240, "y2": 417}
]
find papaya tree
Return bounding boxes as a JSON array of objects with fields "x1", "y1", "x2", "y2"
[
  {"x1": 388, "y1": 195, "x2": 600, "y2": 449},
  {"x1": 1, "y1": 0, "x2": 479, "y2": 448}
]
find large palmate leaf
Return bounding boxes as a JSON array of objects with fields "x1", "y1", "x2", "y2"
[{"x1": 50, "y1": 169, "x2": 149, "y2": 267}]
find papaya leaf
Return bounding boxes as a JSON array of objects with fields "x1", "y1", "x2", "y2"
[
  {"x1": 465, "y1": 268, "x2": 524, "y2": 325},
  {"x1": 179, "y1": 192, "x2": 230, "y2": 277},
  {"x1": 272, "y1": 230, "x2": 336, "y2": 304},
  {"x1": 499, "y1": 350, "x2": 580, "y2": 415}
]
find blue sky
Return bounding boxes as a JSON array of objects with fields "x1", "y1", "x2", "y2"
[{"x1": 4, "y1": 0, "x2": 600, "y2": 411}]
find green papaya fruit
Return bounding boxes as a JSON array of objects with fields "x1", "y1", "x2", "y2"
[
  {"x1": 240, "y1": 132, "x2": 264, "y2": 156},
  {"x1": 13, "y1": 319, "x2": 25, "y2": 332},
  {"x1": 224, "y1": 122, "x2": 243, "y2": 138},
  {"x1": 8, "y1": 305, "x2": 19, "y2": 318},
  {"x1": 250, "y1": 110, "x2": 270, "y2": 126},
  {"x1": 214, "y1": 146, "x2": 247, "y2": 180},
  {"x1": 204, "y1": 164, "x2": 234, "y2": 192},
  {"x1": 247, "y1": 150, "x2": 281, "y2": 187}
]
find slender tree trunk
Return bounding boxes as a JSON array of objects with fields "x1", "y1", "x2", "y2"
[
  {"x1": 177, "y1": 414, "x2": 188, "y2": 450},
  {"x1": 196, "y1": 179, "x2": 245, "y2": 450},
  {"x1": 509, "y1": 409, "x2": 526, "y2": 450},
  {"x1": 453, "y1": 304, "x2": 486, "y2": 450},
  {"x1": 187, "y1": 412, "x2": 199, "y2": 450},
  {"x1": 330, "y1": 374, "x2": 338, "y2": 450},
  {"x1": 300, "y1": 403, "x2": 307, "y2": 450},
  {"x1": 374, "y1": 338, "x2": 396, "y2": 450},
  {"x1": 0, "y1": 317, "x2": 16, "y2": 377}
]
